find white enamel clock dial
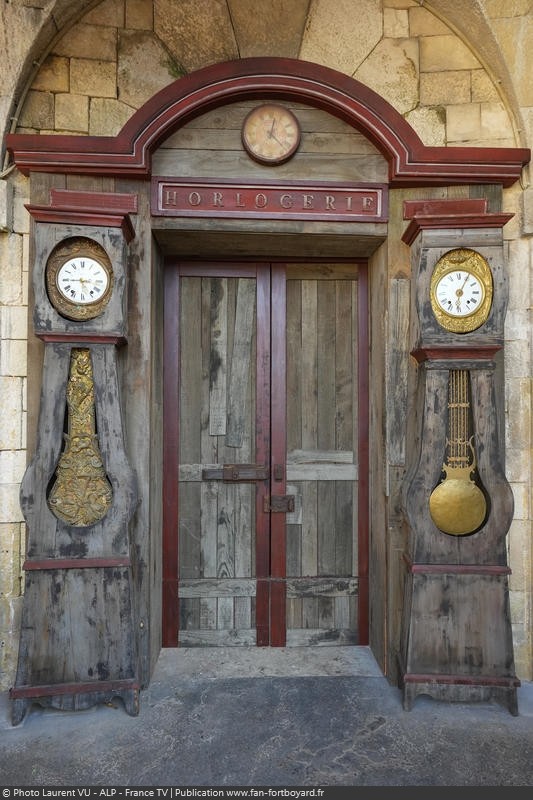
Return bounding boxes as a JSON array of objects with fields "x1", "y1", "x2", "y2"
[
  {"x1": 56, "y1": 256, "x2": 110, "y2": 305},
  {"x1": 429, "y1": 249, "x2": 493, "y2": 334},
  {"x1": 434, "y1": 270, "x2": 485, "y2": 318}
]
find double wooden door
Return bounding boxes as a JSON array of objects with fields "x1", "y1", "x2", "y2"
[{"x1": 163, "y1": 261, "x2": 368, "y2": 647}]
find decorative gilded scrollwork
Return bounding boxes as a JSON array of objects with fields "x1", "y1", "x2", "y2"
[{"x1": 48, "y1": 348, "x2": 113, "y2": 526}]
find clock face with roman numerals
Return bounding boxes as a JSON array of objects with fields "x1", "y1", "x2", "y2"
[
  {"x1": 434, "y1": 269, "x2": 485, "y2": 318},
  {"x1": 45, "y1": 237, "x2": 114, "y2": 321},
  {"x1": 429, "y1": 248, "x2": 493, "y2": 334},
  {"x1": 56, "y1": 256, "x2": 109, "y2": 305}
]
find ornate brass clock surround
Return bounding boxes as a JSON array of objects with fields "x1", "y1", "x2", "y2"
[
  {"x1": 430, "y1": 248, "x2": 493, "y2": 333},
  {"x1": 45, "y1": 236, "x2": 114, "y2": 321}
]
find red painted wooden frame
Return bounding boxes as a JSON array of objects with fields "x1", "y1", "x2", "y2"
[
  {"x1": 6, "y1": 58, "x2": 529, "y2": 187},
  {"x1": 402, "y1": 198, "x2": 514, "y2": 246},
  {"x1": 26, "y1": 188, "x2": 138, "y2": 242}
]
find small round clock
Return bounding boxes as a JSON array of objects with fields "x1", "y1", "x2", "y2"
[
  {"x1": 242, "y1": 103, "x2": 301, "y2": 165},
  {"x1": 429, "y1": 248, "x2": 493, "y2": 333},
  {"x1": 46, "y1": 237, "x2": 114, "y2": 321}
]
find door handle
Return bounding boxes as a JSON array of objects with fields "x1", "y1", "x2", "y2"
[{"x1": 201, "y1": 464, "x2": 269, "y2": 482}]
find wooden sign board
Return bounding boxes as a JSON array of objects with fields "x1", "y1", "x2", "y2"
[{"x1": 151, "y1": 179, "x2": 388, "y2": 223}]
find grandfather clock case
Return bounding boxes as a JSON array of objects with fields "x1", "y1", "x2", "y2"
[
  {"x1": 10, "y1": 192, "x2": 140, "y2": 725},
  {"x1": 400, "y1": 200, "x2": 520, "y2": 714}
]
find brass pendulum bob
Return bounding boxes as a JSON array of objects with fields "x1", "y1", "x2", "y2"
[{"x1": 429, "y1": 370, "x2": 487, "y2": 536}]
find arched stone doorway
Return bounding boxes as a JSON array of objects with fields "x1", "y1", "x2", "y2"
[{"x1": 7, "y1": 58, "x2": 528, "y2": 722}]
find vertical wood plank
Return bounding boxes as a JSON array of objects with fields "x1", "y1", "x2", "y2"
[
  {"x1": 317, "y1": 282, "x2": 336, "y2": 575},
  {"x1": 163, "y1": 265, "x2": 180, "y2": 645},
  {"x1": 199, "y1": 597, "x2": 217, "y2": 630},
  {"x1": 255, "y1": 266, "x2": 271, "y2": 644},
  {"x1": 227, "y1": 279, "x2": 256, "y2": 447},
  {"x1": 301, "y1": 280, "x2": 318, "y2": 590},
  {"x1": 209, "y1": 278, "x2": 227, "y2": 435},
  {"x1": 201, "y1": 278, "x2": 219, "y2": 585},
  {"x1": 270, "y1": 265, "x2": 287, "y2": 645},
  {"x1": 217, "y1": 597, "x2": 233, "y2": 630},
  {"x1": 201, "y1": 482, "x2": 218, "y2": 578},
  {"x1": 358, "y1": 263, "x2": 370, "y2": 645},
  {"x1": 179, "y1": 278, "x2": 202, "y2": 591},
  {"x1": 286, "y1": 280, "x2": 302, "y2": 452},
  {"x1": 234, "y1": 596, "x2": 250, "y2": 630},
  {"x1": 387, "y1": 279, "x2": 410, "y2": 465},
  {"x1": 217, "y1": 485, "x2": 236, "y2": 579},
  {"x1": 301, "y1": 280, "x2": 318, "y2": 448},
  {"x1": 285, "y1": 278, "x2": 302, "y2": 621},
  {"x1": 335, "y1": 280, "x2": 354, "y2": 450}
]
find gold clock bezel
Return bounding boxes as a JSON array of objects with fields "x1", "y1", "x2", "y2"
[
  {"x1": 241, "y1": 103, "x2": 301, "y2": 165},
  {"x1": 45, "y1": 237, "x2": 114, "y2": 322},
  {"x1": 429, "y1": 248, "x2": 493, "y2": 333}
]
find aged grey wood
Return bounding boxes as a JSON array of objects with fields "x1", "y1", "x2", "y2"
[
  {"x1": 285, "y1": 272, "x2": 360, "y2": 643},
  {"x1": 287, "y1": 463, "x2": 358, "y2": 480},
  {"x1": 387, "y1": 279, "x2": 410, "y2": 466},
  {"x1": 153, "y1": 226, "x2": 387, "y2": 260},
  {"x1": 15, "y1": 336, "x2": 139, "y2": 723},
  {"x1": 178, "y1": 274, "x2": 257, "y2": 644},
  {"x1": 209, "y1": 278, "x2": 228, "y2": 435},
  {"x1": 401, "y1": 227, "x2": 518, "y2": 713},
  {"x1": 178, "y1": 578, "x2": 256, "y2": 597},
  {"x1": 179, "y1": 279, "x2": 202, "y2": 584},
  {"x1": 286, "y1": 629, "x2": 358, "y2": 646},
  {"x1": 153, "y1": 102, "x2": 388, "y2": 183},
  {"x1": 226, "y1": 279, "x2": 256, "y2": 447},
  {"x1": 286, "y1": 577, "x2": 358, "y2": 597},
  {"x1": 288, "y1": 449, "x2": 354, "y2": 463},
  {"x1": 179, "y1": 629, "x2": 257, "y2": 646}
]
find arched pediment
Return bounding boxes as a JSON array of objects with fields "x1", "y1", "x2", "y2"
[{"x1": 7, "y1": 58, "x2": 529, "y2": 186}]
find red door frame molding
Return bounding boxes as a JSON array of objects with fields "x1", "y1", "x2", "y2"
[{"x1": 6, "y1": 57, "x2": 529, "y2": 185}]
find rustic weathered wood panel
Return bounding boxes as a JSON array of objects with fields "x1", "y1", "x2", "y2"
[
  {"x1": 285, "y1": 273, "x2": 360, "y2": 644},
  {"x1": 178, "y1": 274, "x2": 257, "y2": 645},
  {"x1": 169, "y1": 264, "x2": 362, "y2": 647},
  {"x1": 152, "y1": 102, "x2": 388, "y2": 183}
]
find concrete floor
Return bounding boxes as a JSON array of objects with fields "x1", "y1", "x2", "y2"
[{"x1": 1, "y1": 646, "x2": 533, "y2": 787}]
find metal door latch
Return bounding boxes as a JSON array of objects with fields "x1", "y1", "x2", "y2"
[{"x1": 263, "y1": 495, "x2": 295, "y2": 513}]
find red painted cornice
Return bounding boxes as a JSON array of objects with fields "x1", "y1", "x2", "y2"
[
  {"x1": 25, "y1": 188, "x2": 137, "y2": 241},
  {"x1": 6, "y1": 58, "x2": 530, "y2": 187},
  {"x1": 401, "y1": 197, "x2": 513, "y2": 244},
  {"x1": 411, "y1": 345, "x2": 502, "y2": 363}
]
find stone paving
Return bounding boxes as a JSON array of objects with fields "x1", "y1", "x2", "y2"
[{"x1": 1, "y1": 647, "x2": 532, "y2": 787}]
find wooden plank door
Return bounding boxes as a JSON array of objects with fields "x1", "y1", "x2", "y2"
[
  {"x1": 163, "y1": 261, "x2": 368, "y2": 647},
  {"x1": 164, "y1": 263, "x2": 270, "y2": 646},
  {"x1": 283, "y1": 264, "x2": 366, "y2": 645}
]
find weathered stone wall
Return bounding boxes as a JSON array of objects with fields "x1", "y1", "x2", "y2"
[{"x1": 0, "y1": 0, "x2": 531, "y2": 689}]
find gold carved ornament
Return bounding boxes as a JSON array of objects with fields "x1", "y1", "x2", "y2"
[
  {"x1": 48, "y1": 348, "x2": 113, "y2": 526},
  {"x1": 429, "y1": 369, "x2": 487, "y2": 536}
]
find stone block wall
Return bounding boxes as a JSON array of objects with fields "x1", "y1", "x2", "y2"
[{"x1": 0, "y1": 0, "x2": 531, "y2": 688}]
